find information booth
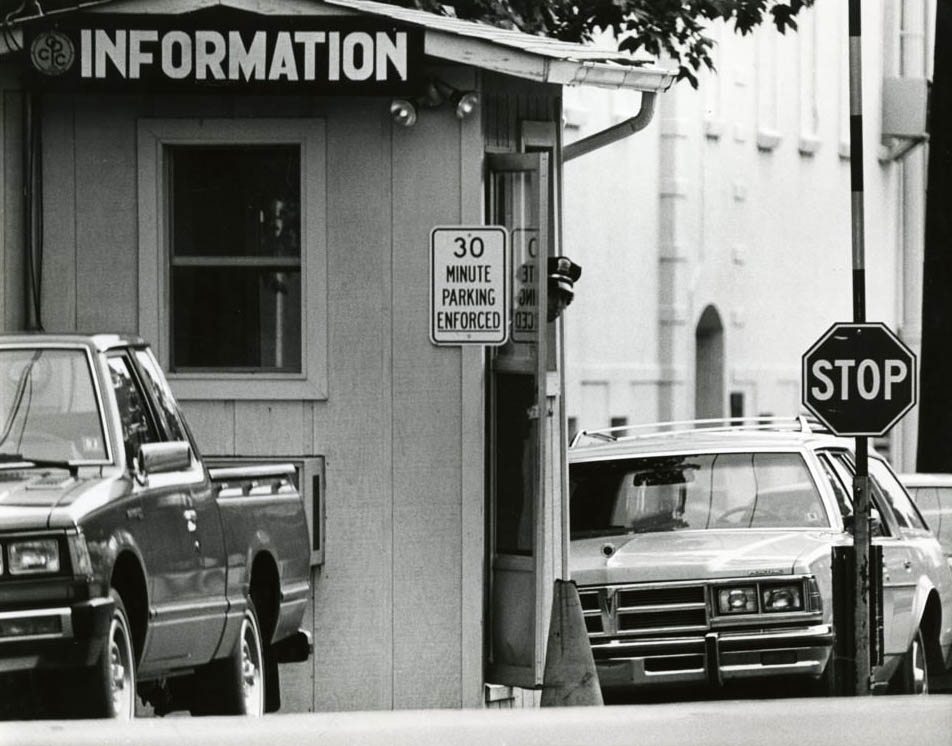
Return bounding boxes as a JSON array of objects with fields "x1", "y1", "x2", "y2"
[{"x1": 0, "y1": 0, "x2": 672, "y2": 711}]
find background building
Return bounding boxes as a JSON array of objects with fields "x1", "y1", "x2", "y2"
[{"x1": 562, "y1": 0, "x2": 933, "y2": 472}]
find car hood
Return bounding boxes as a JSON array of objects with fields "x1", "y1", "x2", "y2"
[
  {"x1": 570, "y1": 529, "x2": 837, "y2": 586},
  {"x1": 0, "y1": 468, "x2": 112, "y2": 530}
]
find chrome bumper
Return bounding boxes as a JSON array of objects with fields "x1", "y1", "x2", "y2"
[
  {"x1": 592, "y1": 624, "x2": 834, "y2": 689},
  {"x1": 0, "y1": 598, "x2": 113, "y2": 673}
]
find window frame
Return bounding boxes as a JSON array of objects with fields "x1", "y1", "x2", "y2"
[{"x1": 137, "y1": 118, "x2": 328, "y2": 401}]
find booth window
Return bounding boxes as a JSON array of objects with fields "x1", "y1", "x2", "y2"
[
  {"x1": 138, "y1": 119, "x2": 327, "y2": 400},
  {"x1": 170, "y1": 145, "x2": 302, "y2": 373}
]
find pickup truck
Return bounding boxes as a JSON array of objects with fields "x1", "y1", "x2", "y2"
[
  {"x1": 569, "y1": 417, "x2": 952, "y2": 697},
  {"x1": 0, "y1": 333, "x2": 311, "y2": 718}
]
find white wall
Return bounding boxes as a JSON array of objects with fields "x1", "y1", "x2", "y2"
[{"x1": 563, "y1": 0, "x2": 923, "y2": 464}]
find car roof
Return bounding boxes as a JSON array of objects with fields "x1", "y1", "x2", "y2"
[
  {"x1": 897, "y1": 472, "x2": 952, "y2": 488},
  {"x1": 568, "y1": 416, "x2": 853, "y2": 463},
  {"x1": 0, "y1": 332, "x2": 147, "y2": 353}
]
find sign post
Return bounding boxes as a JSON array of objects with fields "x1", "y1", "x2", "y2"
[
  {"x1": 802, "y1": 321, "x2": 917, "y2": 695},
  {"x1": 846, "y1": 0, "x2": 872, "y2": 696},
  {"x1": 430, "y1": 226, "x2": 509, "y2": 346}
]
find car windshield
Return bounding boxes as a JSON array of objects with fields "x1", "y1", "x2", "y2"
[
  {"x1": 570, "y1": 451, "x2": 830, "y2": 539},
  {"x1": 0, "y1": 348, "x2": 108, "y2": 463}
]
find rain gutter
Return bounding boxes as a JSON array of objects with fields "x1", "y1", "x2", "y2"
[{"x1": 562, "y1": 89, "x2": 658, "y2": 162}]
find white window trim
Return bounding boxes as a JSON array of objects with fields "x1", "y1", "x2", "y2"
[{"x1": 137, "y1": 118, "x2": 328, "y2": 401}]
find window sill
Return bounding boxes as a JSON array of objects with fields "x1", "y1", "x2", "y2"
[
  {"x1": 756, "y1": 129, "x2": 782, "y2": 151},
  {"x1": 168, "y1": 373, "x2": 327, "y2": 401}
]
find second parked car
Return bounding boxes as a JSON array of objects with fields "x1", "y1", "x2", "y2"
[{"x1": 569, "y1": 417, "x2": 952, "y2": 696}]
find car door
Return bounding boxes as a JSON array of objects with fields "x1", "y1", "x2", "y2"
[
  {"x1": 867, "y1": 458, "x2": 941, "y2": 655},
  {"x1": 132, "y1": 347, "x2": 227, "y2": 644},
  {"x1": 823, "y1": 451, "x2": 914, "y2": 659},
  {"x1": 105, "y1": 352, "x2": 218, "y2": 672}
]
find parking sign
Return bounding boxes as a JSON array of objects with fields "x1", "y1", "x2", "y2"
[{"x1": 430, "y1": 226, "x2": 509, "y2": 345}]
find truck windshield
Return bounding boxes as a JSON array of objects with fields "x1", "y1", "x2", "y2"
[
  {"x1": 0, "y1": 348, "x2": 107, "y2": 463},
  {"x1": 570, "y1": 452, "x2": 829, "y2": 538}
]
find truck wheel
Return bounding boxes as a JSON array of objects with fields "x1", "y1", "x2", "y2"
[
  {"x1": 80, "y1": 589, "x2": 137, "y2": 718},
  {"x1": 897, "y1": 627, "x2": 929, "y2": 695},
  {"x1": 194, "y1": 600, "x2": 265, "y2": 716}
]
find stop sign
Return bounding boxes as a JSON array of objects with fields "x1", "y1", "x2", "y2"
[{"x1": 802, "y1": 322, "x2": 917, "y2": 436}]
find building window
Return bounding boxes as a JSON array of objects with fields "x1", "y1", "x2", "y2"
[
  {"x1": 138, "y1": 119, "x2": 327, "y2": 400},
  {"x1": 170, "y1": 146, "x2": 302, "y2": 373}
]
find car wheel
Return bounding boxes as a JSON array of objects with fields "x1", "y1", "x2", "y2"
[
  {"x1": 192, "y1": 599, "x2": 265, "y2": 716},
  {"x1": 897, "y1": 626, "x2": 929, "y2": 695},
  {"x1": 79, "y1": 589, "x2": 137, "y2": 718}
]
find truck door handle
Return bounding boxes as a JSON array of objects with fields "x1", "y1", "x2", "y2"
[
  {"x1": 902, "y1": 559, "x2": 913, "y2": 570},
  {"x1": 183, "y1": 508, "x2": 198, "y2": 532}
]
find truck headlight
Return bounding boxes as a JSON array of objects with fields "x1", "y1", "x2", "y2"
[
  {"x1": 717, "y1": 585, "x2": 757, "y2": 614},
  {"x1": 8, "y1": 538, "x2": 60, "y2": 575},
  {"x1": 761, "y1": 583, "x2": 803, "y2": 612}
]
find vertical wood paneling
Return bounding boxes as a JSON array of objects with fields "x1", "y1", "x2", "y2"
[
  {"x1": 3, "y1": 88, "x2": 23, "y2": 331},
  {"x1": 41, "y1": 96, "x2": 76, "y2": 331},
  {"x1": 390, "y1": 74, "x2": 464, "y2": 708},
  {"x1": 179, "y1": 401, "x2": 235, "y2": 456},
  {"x1": 74, "y1": 97, "x2": 138, "y2": 333},
  {"x1": 311, "y1": 97, "x2": 395, "y2": 712},
  {"x1": 234, "y1": 401, "x2": 307, "y2": 455},
  {"x1": 458, "y1": 70, "x2": 486, "y2": 709}
]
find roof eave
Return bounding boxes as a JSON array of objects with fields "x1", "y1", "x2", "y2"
[{"x1": 425, "y1": 31, "x2": 674, "y2": 93}]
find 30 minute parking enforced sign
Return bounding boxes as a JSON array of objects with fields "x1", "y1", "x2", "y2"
[{"x1": 430, "y1": 226, "x2": 509, "y2": 346}]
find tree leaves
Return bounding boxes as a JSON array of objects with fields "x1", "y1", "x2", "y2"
[{"x1": 389, "y1": 0, "x2": 814, "y2": 87}]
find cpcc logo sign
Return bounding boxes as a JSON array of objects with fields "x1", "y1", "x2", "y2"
[{"x1": 30, "y1": 29, "x2": 75, "y2": 76}]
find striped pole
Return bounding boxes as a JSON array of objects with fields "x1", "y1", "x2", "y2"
[{"x1": 848, "y1": 0, "x2": 873, "y2": 697}]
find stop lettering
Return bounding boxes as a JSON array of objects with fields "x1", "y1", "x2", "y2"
[{"x1": 809, "y1": 358, "x2": 909, "y2": 401}]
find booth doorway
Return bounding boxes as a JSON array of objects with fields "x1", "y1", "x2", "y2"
[{"x1": 695, "y1": 305, "x2": 725, "y2": 419}]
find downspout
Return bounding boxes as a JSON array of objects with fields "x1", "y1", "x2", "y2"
[{"x1": 562, "y1": 91, "x2": 657, "y2": 162}]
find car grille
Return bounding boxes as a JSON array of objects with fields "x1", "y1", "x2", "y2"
[{"x1": 578, "y1": 583, "x2": 708, "y2": 636}]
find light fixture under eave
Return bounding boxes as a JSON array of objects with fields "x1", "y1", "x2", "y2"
[
  {"x1": 451, "y1": 90, "x2": 479, "y2": 120},
  {"x1": 390, "y1": 98, "x2": 418, "y2": 127}
]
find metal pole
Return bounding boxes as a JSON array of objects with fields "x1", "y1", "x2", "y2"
[{"x1": 848, "y1": 0, "x2": 872, "y2": 696}]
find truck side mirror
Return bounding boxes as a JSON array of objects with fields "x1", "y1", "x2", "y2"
[{"x1": 137, "y1": 441, "x2": 192, "y2": 478}]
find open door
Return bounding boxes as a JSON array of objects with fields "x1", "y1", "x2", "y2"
[{"x1": 486, "y1": 151, "x2": 564, "y2": 688}]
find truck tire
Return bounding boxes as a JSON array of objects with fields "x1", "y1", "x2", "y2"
[
  {"x1": 78, "y1": 589, "x2": 137, "y2": 718},
  {"x1": 896, "y1": 626, "x2": 929, "y2": 695},
  {"x1": 193, "y1": 599, "x2": 265, "y2": 716}
]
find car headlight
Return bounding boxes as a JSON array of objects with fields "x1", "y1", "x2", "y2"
[
  {"x1": 761, "y1": 583, "x2": 804, "y2": 612},
  {"x1": 8, "y1": 538, "x2": 60, "y2": 575},
  {"x1": 717, "y1": 586, "x2": 757, "y2": 614}
]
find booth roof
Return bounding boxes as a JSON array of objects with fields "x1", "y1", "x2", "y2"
[{"x1": 7, "y1": 0, "x2": 676, "y2": 92}]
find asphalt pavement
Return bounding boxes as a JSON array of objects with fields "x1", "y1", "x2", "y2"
[{"x1": 3, "y1": 695, "x2": 951, "y2": 746}]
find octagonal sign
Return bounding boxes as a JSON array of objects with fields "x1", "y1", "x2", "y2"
[{"x1": 802, "y1": 322, "x2": 917, "y2": 436}]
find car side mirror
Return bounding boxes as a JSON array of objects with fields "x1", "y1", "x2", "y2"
[{"x1": 137, "y1": 441, "x2": 192, "y2": 478}]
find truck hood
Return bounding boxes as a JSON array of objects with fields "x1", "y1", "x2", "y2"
[
  {"x1": 570, "y1": 530, "x2": 837, "y2": 586},
  {"x1": 0, "y1": 468, "x2": 110, "y2": 530}
]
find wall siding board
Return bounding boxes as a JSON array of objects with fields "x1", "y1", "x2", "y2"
[
  {"x1": 73, "y1": 98, "x2": 138, "y2": 333},
  {"x1": 390, "y1": 98, "x2": 464, "y2": 708},
  {"x1": 3, "y1": 89, "x2": 23, "y2": 331},
  {"x1": 311, "y1": 97, "x2": 395, "y2": 712},
  {"x1": 458, "y1": 69, "x2": 485, "y2": 709},
  {"x1": 235, "y1": 401, "x2": 307, "y2": 455},
  {"x1": 41, "y1": 96, "x2": 77, "y2": 332},
  {"x1": 181, "y1": 400, "x2": 236, "y2": 455}
]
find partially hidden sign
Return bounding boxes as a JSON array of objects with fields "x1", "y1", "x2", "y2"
[
  {"x1": 430, "y1": 227, "x2": 509, "y2": 346},
  {"x1": 24, "y1": 10, "x2": 425, "y2": 95}
]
